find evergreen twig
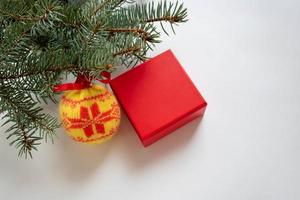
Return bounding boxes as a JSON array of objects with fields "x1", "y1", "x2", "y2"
[{"x1": 0, "y1": 0, "x2": 187, "y2": 158}]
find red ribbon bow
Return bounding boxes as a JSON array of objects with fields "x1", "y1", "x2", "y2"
[{"x1": 53, "y1": 71, "x2": 111, "y2": 92}]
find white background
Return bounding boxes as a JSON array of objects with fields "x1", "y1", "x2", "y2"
[{"x1": 1, "y1": 0, "x2": 300, "y2": 199}]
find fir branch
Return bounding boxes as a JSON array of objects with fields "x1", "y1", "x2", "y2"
[
  {"x1": 0, "y1": 0, "x2": 188, "y2": 158},
  {"x1": 13, "y1": 119, "x2": 35, "y2": 159},
  {"x1": 0, "y1": 9, "x2": 49, "y2": 22},
  {"x1": 0, "y1": 1, "x2": 62, "y2": 22},
  {"x1": 142, "y1": 1, "x2": 188, "y2": 24},
  {"x1": 0, "y1": 30, "x2": 30, "y2": 62},
  {"x1": 93, "y1": 0, "x2": 112, "y2": 15},
  {"x1": 0, "y1": 89, "x2": 58, "y2": 158},
  {"x1": 110, "y1": 1, "x2": 188, "y2": 34},
  {"x1": 93, "y1": 0, "x2": 129, "y2": 15},
  {"x1": 1, "y1": 93, "x2": 55, "y2": 134},
  {"x1": 0, "y1": 65, "x2": 77, "y2": 80}
]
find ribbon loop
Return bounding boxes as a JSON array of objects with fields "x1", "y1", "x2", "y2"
[
  {"x1": 99, "y1": 71, "x2": 111, "y2": 84},
  {"x1": 53, "y1": 72, "x2": 111, "y2": 92}
]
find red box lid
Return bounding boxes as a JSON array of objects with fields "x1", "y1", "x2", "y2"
[{"x1": 110, "y1": 50, "x2": 207, "y2": 146}]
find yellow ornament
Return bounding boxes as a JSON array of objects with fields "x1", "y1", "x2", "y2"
[{"x1": 59, "y1": 84, "x2": 121, "y2": 144}]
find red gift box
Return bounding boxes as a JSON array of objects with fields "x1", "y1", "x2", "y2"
[{"x1": 110, "y1": 50, "x2": 207, "y2": 146}]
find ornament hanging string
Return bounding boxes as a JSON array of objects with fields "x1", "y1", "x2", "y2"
[{"x1": 53, "y1": 71, "x2": 111, "y2": 92}]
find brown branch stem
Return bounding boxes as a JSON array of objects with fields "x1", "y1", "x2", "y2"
[
  {"x1": 113, "y1": 45, "x2": 141, "y2": 57},
  {"x1": 105, "y1": 28, "x2": 149, "y2": 41},
  {"x1": 144, "y1": 16, "x2": 181, "y2": 23}
]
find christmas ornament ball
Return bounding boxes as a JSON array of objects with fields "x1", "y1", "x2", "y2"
[{"x1": 59, "y1": 85, "x2": 121, "y2": 144}]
